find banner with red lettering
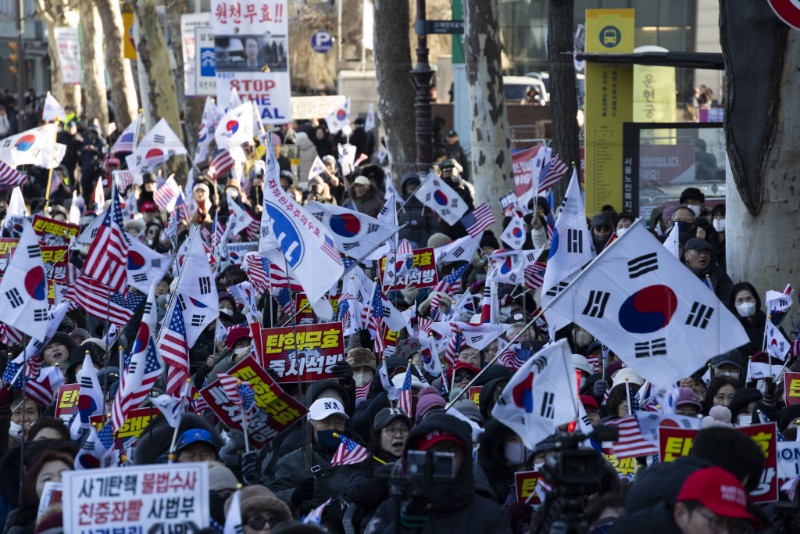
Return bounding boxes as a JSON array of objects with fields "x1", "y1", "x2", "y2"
[{"x1": 211, "y1": 0, "x2": 291, "y2": 124}]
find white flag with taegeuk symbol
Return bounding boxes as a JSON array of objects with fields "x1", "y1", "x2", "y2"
[{"x1": 413, "y1": 170, "x2": 468, "y2": 226}]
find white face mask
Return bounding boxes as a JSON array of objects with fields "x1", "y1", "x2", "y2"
[
  {"x1": 736, "y1": 302, "x2": 756, "y2": 318},
  {"x1": 234, "y1": 346, "x2": 250, "y2": 357},
  {"x1": 220, "y1": 307, "x2": 234, "y2": 316},
  {"x1": 687, "y1": 204, "x2": 701, "y2": 216},
  {"x1": 616, "y1": 227, "x2": 627, "y2": 236},
  {"x1": 712, "y1": 219, "x2": 725, "y2": 233},
  {"x1": 716, "y1": 370, "x2": 739, "y2": 380},
  {"x1": 737, "y1": 415, "x2": 751, "y2": 426},
  {"x1": 504, "y1": 442, "x2": 527, "y2": 465},
  {"x1": 573, "y1": 330, "x2": 593, "y2": 348},
  {"x1": 8, "y1": 421, "x2": 23, "y2": 440},
  {"x1": 533, "y1": 461, "x2": 545, "y2": 472},
  {"x1": 353, "y1": 371, "x2": 374, "y2": 388}
]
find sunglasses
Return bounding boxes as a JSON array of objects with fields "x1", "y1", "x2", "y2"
[{"x1": 245, "y1": 514, "x2": 274, "y2": 530}]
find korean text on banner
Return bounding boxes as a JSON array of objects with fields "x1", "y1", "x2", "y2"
[
  {"x1": 254, "y1": 322, "x2": 345, "y2": 383},
  {"x1": 211, "y1": 0, "x2": 292, "y2": 124},
  {"x1": 62, "y1": 463, "x2": 210, "y2": 531}
]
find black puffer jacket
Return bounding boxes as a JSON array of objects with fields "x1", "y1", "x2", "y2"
[{"x1": 365, "y1": 413, "x2": 511, "y2": 533}]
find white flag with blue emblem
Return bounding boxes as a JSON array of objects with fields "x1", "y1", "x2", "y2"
[
  {"x1": 259, "y1": 137, "x2": 343, "y2": 304},
  {"x1": 546, "y1": 222, "x2": 749, "y2": 388}
]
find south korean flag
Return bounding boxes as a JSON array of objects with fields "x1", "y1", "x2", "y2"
[
  {"x1": 413, "y1": 169, "x2": 468, "y2": 226},
  {"x1": 547, "y1": 221, "x2": 750, "y2": 388},
  {"x1": 306, "y1": 201, "x2": 399, "y2": 260}
]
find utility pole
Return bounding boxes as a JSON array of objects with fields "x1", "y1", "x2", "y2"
[
  {"x1": 410, "y1": 0, "x2": 434, "y2": 173},
  {"x1": 13, "y1": 0, "x2": 25, "y2": 122}
]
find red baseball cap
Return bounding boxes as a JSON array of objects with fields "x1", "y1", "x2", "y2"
[
  {"x1": 141, "y1": 201, "x2": 157, "y2": 213},
  {"x1": 677, "y1": 467, "x2": 759, "y2": 526},
  {"x1": 414, "y1": 429, "x2": 465, "y2": 451},
  {"x1": 580, "y1": 395, "x2": 599, "y2": 410}
]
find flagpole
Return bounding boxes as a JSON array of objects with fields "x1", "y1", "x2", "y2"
[
  {"x1": 240, "y1": 392, "x2": 250, "y2": 454},
  {"x1": 18, "y1": 334, "x2": 29, "y2": 506},
  {"x1": 43, "y1": 118, "x2": 60, "y2": 211}
]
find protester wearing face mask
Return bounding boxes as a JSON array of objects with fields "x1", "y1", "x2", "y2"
[
  {"x1": 615, "y1": 212, "x2": 635, "y2": 237},
  {"x1": 572, "y1": 354, "x2": 593, "y2": 391},
  {"x1": 590, "y1": 213, "x2": 614, "y2": 252},
  {"x1": 710, "y1": 350, "x2": 744, "y2": 382},
  {"x1": 710, "y1": 203, "x2": 726, "y2": 270},
  {"x1": 478, "y1": 419, "x2": 531, "y2": 504},
  {"x1": 218, "y1": 292, "x2": 247, "y2": 327},
  {"x1": 571, "y1": 325, "x2": 594, "y2": 352},
  {"x1": 727, "y1": 282, "x2": 767, "y2": 358},
  {"x1": 728, "y1": 387, "x2": 761, "y2": 427},
  {"x1": 345, "y1": 348, "x2": 377, "y2": 404},
  {"x1": 8, "y1": 393, "x2": 41, "y2": 446},
  {"x1": 197, "y1": 326, "x2": 253, "y2": 386},
  {"x1": 271, "y1": 398, "x2": 357, "y2": 529}
]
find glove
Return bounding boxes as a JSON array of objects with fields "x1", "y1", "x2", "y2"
[
  {"x1": 506, "y1": 502, "x2": 533, "y2": 522},
  {"x1": 331, "y1": 360, "x2": 353, "y2": 380},
  {"x1": 400, "y1": 498, "x2": 428, "y2": 532},
  {"x1": 241, "y1": 451, "x2": 262, "y2": 486},
  {"x1": 593, "y1": 379, "x2": 609, "y2": 399},
  {"x1": 291, "y1": 477, "x2": 316, "y2": 508},
  {"x1": 218, "y1": 431, "x2": 244, "y2": 465}
]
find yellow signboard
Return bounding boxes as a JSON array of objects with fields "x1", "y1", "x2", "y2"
[
  {"x1": 584, "y1": 9, "x2": 635, "y2": 215},
  {"x1": 122, "y1": 6, "x2": 136, "y2": 60}
]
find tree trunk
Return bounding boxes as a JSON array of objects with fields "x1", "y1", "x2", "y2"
[
  {"x1": 463, "y1": 0, "x2": 512, "y2": 230},
  {"x1": 35, "y1": 0, "x2": 82, "y2": 116},
  {"x1": 546, "y1": 0, "x2": 579, "y2": 202},
  {"x1": 78, "y1": 1, "x2": 109, "y2": 128},
  {"x1": 133, "y1": 0, "x2": 186, "y2": 177},
  {"x1": 721, "y1": 1, "x2": 800, "y2": 302},
  {"x1": 372, "y1": 0, "x2": 417, "y2": 182},
  {"x1": 95, "y1": 0, "x2": 138, "y2": 129}
]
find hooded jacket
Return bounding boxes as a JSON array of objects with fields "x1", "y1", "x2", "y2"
[{"x1": 366, "y1": 413, "x2": 511, "y2": 533}]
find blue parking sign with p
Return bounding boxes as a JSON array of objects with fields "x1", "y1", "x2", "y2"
[{"x1": 311, "y1": 31, "x2": 334, "y2": 53}]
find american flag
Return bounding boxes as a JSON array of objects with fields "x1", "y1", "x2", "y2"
[
  {"x1": 429, "y1": 293, "x2": 443, "y2": 321},
  {"x1": 64, "y1": 276, "x2": 146, "y2": 326},
  {"x1": 604, "y1": 416, "x2": 659, "y2": 459},
  {"x1": 211, "y1": 215, "x2": 226, "y2": 250},
  {"x1": 321, "y1": 234, "x2": 343, "y2": 265},
  {"x1": 444, "y1": 325, "x2": 463, "y2": 367},
  {"x1": 302, "y1": 498, "x2": 333, "y2": 526},
  {"x1": 153, "y1": 176, "x2": 181, "y2": 211},
  {"x1": 217, "y1": 373, "x2": 242, "y2": 404},
  {"x1": 82, "y1": 182, "x2": 129, "y2": 292},
  {"x1": 497, "y1": 343, "x2": 533, "y2": 371},
  {"x1": 432, "y1": 264, "x2": 468, "y2": 295},
  {"x1": 0, "y1": 159, "x2": 27, "y2": 193},
  {"x1": 242, "y1": 253, "x2": 270, "y2": 296},
  {"x1": 172, "y1": 193, "x2": 191, "y2": 223},
  {"x1": 274, "y1": 287, "x2": 293, "y2": 315},
  {"x1": 538, "y1": 155, "x2": 570, "y2": 192},
  {"x1": 49, "y1": 172, "x2": 63, "y2": 196},
  {"x1": 20, "y1": 367, "x2": 63, "y2": 407},
  {"x1": 10, "y1": 352, "x2": 43, "y2": 380},
  {"x1": 524, "y1": 262, "x2": 547, "y2": 289},
  {"x1": 2, "y1": 359, "x2": 23, "y2": 388},
  {"x1": 0, "y1": 324, "x2": 24, "y2": 347},
  {"x1": 191, "y1": 393, "x2": 210, "y2": 414},
  {"x1": 268, "y1": 261, "x2": 303, "y2": 291},
  {"x1": 355, "y1": 380, "x2": 371, "y2": 404},
  {"x1": 111, "y1": 335, "x2": 162, "y2": 432},
  {"x1": 210, "y1": 148, "x2": 234, "y2": 178},
  {"x1": 460, "y1": 204, "x2": 496, "y2": 238},
  {"x1": 397, "y1": 366, "x2": 413, "y2": 418},
  {"x1": 330, "y1": 434, "x2": 370, "y2": 466},
  {"x1": 159, "y1": 301, "x2": 190, "y2": 396},
  {"x1": 369, "y1": 284, "x2": 387, "y2": 353},
  {"x1": 244, "y1": 215, "x2": 260, "y2": 241}
]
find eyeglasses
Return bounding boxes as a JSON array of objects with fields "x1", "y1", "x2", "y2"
[
  {"x1": 383, "y1": 425, "x2": 409, "y2": 436},
  {"x1": 245, "y1": 513, "x2": 275, "y2": 530},
  {"x1": 695, "y1": 508, "x2": 746, "y2": 534}
]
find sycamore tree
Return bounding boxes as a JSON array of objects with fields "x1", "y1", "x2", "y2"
[{"x1": 721, "y1": 0, "x2": 800, "y2": 316}]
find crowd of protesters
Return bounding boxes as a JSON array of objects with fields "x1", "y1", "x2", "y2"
[{"x1": 0, "y1": 95, "x2": 798, "y2": 534}]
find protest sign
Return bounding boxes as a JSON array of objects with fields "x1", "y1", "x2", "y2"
[
  {"x1": 32, "y1": 215, "x2": 80, "y2": 246},
  {"x1": 778, "y1": 441, "x2": 800, "y2": 488},
  {"x1": 739, "y1": 423, "x2": 779, "y2": 504},
  {"x1": 294, "y1": 293, "x2": 339, "y2": 325},
  {"x1": 37, "y1": 481, "x2": 62, "y2": 521},
  {"x1": 0, "y1": 238, "x2": 19, "y2": 276},
  {"x1": 90, "y1": 408, "x2": 160, "y2": 441},
  {"x1": 53, "y1": 27, "x2": 80, "y2": 85},
  {"x1": 62, "y1": 462, "x2": 209, "y2": 532},
  {"x1": 55, "y1": 383, "x2": 80, "y2": 420},
  {"x1": 181, "y1": 13, "x2": 211, "y2": 97},
  {"x1": 211, "y1": 0, "x2": 291, "y2": 123},
  {"x1": 290, "y1": 95, "x2": 347, "y2": 120},
  {"x1": 255, "y1": 322, "x2": 344, "y2": 382},
  {"x1": 658, "y1": 427, "x2": 698, "y2": 462},
  {"x1": 605, "y1": 453, "x2": 637, "y2": 482},
  {"x1": 200, "y1": 355, "x2": 307, "y2": 447},
  {"x1": 469, "y1": 386, "x2": 482, "y2": 405},
  {"x1": 514, "y1": 470, "x2": 547, "y2": 506},
  {"x1": 42, "y1": 245, "x2": 69, "y2": 303},
  {"x1": 784, "y1": 372, "x2": 800, "y2": 406},
  {"x1": 378, "y1": 247, "x2": 438, "y2": 290},
  {"x1": 512, "y1": 145, "x2": 543, "y2": 200}
]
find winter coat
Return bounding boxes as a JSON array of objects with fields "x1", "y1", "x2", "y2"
[
  {"x1": 620, "y1": 455, "x2": 713, "y2": 516},
  {"x1": 398, "y1": 195, "x2": 438, "y2": 249},
  {"x1": 365, "y1": 413, "x2": 511, "y2": 533},
  {"x1": 610, "y1": 501, "x2": 681, "y2": 533},
  {"x1": 736, "y1": 310, "x2": 767, "y2": 358},
  {"x1": 348, "y1": 187, "x2": 384, "y2": 219}
]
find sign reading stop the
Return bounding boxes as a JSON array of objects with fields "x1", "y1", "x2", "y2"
[{"x1": 768, "y1": 0, "x2": 800, "y2": 30}]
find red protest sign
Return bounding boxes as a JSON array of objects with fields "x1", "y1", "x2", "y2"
[
  {"x1": 658, "y1": 427, "x2": 698, "y2": 463},
  {"x1": 514, "y1": 470, "x2": 547, "y2": 505},
  {"x1": 32, "y1": 215, "x2": 80, "y2": 246},
  {"x1": 739, "y1": 423, "x2": 779, "y2": 504},
  {"x1": 255, "y1": 322, "x2": 344, "y2": 383},
  {"x1": 200, "y1": 355, "x2": 307, "y2": 447},
  {"x1": 469, "y1": 386, "x2": 482, "y2": 405},
  {"x1": 785, "y1": 372, "x2": 800, "y2": 406},
  {"x1": 0, "y1": 238, "x2": 19, "y2": 277},
  {"x1": 55, "y1": 384, "x2": 81, "y2": 419},
  {"x1": 90, "y1": 407, "x2": 159, "y2": 441},
  {"x1": 42, "y1": 245, "x2": 69, "y2": 303},
  {"x1": 379, "y1": 247, "x2": 438, "y2": 290}
]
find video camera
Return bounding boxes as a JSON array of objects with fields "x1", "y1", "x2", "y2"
[{"x1": 406, "y1": 450, "x2": 456, "y2": 480}]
